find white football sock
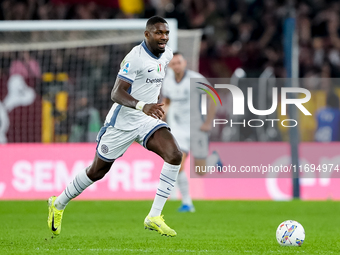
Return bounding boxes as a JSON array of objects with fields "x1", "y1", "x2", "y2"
[
  {"x1": 54, "y1": 168, "x2": 93, "y2": 210},
  {"x1": 177, "y1": 170, "x2": 193, "y2": 206},
  {"x1": 149, "y1": 162, "x2": 180, "y2": 217}
]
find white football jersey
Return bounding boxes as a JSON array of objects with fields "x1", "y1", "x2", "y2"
[
  {"x1": 162, "y1": 68, "x2": 206, "y2": 131},
  {"x1": 105, "y1": 41, "x2": 173, "y2": 130}
]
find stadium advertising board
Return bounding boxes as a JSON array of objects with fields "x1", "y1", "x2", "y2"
[{"x1": 1, "y1": 143, "x2": 340, "y2": 200}]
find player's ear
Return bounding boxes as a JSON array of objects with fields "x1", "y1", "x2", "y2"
[{"x1": 144, "y1": 30, "x2": 150, "y2": 39}]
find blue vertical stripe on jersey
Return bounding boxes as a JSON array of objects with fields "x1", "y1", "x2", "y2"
[
  {"x1": 108, "y1": 86, "x2": 132, "y2": 127},
  {"x1": 142, "y1": 40, "x2": 162, "y2": 60},
  {"x1": 109, "y1": 105, "x2": 122, "y2": 127}
]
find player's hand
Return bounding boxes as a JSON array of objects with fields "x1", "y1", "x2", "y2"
[
  {"x1": 143, "y1": 103, "x2": 164, "y2": 119},
  {"x1": 200, "y1": 122, "x2": 212, "y2": 132}
]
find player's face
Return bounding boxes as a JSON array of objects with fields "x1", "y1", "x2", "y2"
[
  {"x1": 146, "y1": 23, "x2": 170, "y2": 54},
  {"x1": 169, "y1": 54, "x2": 187, "y2": 75}
]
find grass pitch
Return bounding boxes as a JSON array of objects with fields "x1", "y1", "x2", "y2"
[{"x1": 0, "y1": 200, "x2": 339, "y2": 254}]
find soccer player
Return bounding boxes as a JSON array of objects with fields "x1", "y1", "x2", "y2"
[
  {"x1": 315, "y1": 92, "x2": 340, "y2": 142},
  {"x1": 48, "y1": 16, "x2": 182, "y2": 237},
  {"x1": 162, "y1": 52, "x2": 219, "y2": 212}
]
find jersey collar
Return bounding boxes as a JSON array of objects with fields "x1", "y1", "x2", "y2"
[
  {"x1": 142, "y1": 41, "x2": 163, "y2": 60},
  {"x1": 176, "y1": 69, "x2": 187, "y2": 84}
]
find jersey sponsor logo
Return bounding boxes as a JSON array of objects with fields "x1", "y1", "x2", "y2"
[
  {"x1": 146, "y1": 78, "x2": 164, "y2": 84},
  {"x1": 123, "y1": 62, "x2": 130, "y2": 74},
  {"x1": 101, "y1": 144, "x2": 109, "y2": 154}
]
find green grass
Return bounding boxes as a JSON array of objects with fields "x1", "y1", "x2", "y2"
[{"x1": 0, "y1": 200, "x2": 339, "y2": 254}]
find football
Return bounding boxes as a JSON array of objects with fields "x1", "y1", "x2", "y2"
[{"x1": 276, "y1": 220, "x2": 305, "y2": 246}]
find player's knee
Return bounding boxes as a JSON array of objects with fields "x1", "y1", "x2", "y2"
[
  {"x1": 87, "y1": 166, "x2": 110, "y2": 182},
  {"x1": 166, "y1": 149, "x2": 182, "y2": 165}
]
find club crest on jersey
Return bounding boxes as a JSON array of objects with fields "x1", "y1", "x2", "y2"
[{"x1": 123, "y1": 62, "x2": 130, "y2": 74}]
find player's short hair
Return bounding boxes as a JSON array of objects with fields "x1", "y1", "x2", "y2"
[
  {"x1": 146, "y1": 16, "x2": 168, "y2": 30},
  {"x1": 326, "y1": 92, "x2": 340, "y2": 108},
  {"x1": 173, "y1": 52, "x2": 183, "y2": 56}
]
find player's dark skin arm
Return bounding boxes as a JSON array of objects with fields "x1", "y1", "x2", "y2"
[{"x1": 111, "y1": 78, "x2": 165, "y2": 119}]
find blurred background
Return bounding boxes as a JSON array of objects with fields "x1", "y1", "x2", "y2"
[
  {"x1": 1, "y1": 0, "x2": 340, "y2": 143},
  {"x1": 1, "y1": 0, "x2": 340, "y2": 201}
]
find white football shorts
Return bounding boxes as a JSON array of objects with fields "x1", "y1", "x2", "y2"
[{"x1": 96, "y1": 118, "x2": 169, "y2": 162}]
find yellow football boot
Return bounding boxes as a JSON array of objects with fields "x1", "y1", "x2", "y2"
[
  {"x1": 47, "y1": 196, "x2": 64, "y2": 236},
  {"x1": 144, "y1": 215, "x2": 177, "y2": 237}
]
